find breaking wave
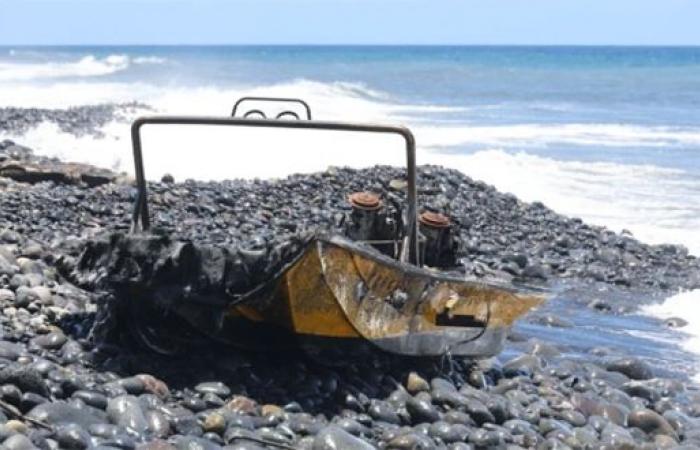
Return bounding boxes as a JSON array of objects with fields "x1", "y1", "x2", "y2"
[
  {"x1": 643, "y1": 290, "x2": 700, "y2": 381},
  {"x1": 2, "y1": 75, "x2": 700, "y2": 256},
  {"x1": 0, "y1": 53, "x2": 165, "y2": 81}
]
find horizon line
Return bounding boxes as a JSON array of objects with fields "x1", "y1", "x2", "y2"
[{"x1": 2, "y1": 43, "x2": 700, "y2": 48}]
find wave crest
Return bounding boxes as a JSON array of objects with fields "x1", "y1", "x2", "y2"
[{"x1": 0, "y1": 53, "x2": 165, "y2": 82}]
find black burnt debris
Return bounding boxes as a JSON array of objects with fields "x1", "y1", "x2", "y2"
[{"x1": 0, "y1": 140, "x2": 697, "y2": 449}]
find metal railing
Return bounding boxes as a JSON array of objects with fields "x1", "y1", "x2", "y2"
[
  {"x1": 232, "y1": 97, "x2": 312, "y2": 120},
  {"x1": 129, "y1": 115, "x2": 420, "y2": 264}
]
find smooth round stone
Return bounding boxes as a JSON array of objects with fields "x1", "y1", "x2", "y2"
[
  {"x1": 406, "y1": 396, "x2": 440, "y2": 424},
  {"x1": 195, "y1": 381, "x2": 231, "y2": 398},
  {"x1": 171, "y1": 414, "x2": 203, "y2": 436},
  {"x1": 332, "y1": 418, "x2": 368, "y2": 437},
  {"x1": 182, "y1": 396, "x2": 207, "y2": 412},
  {"x1": 34, "y1": 331, "x2": 68, "y2": 350},
  {"x1": 0, "y1": 288, "x2": 16, "y2": 303},
  {"x1": 557, "y1": 410, "x2": 586, "y2": 427},
  {"x1": 539, "y1": 419, "x2": 572, "y2": 435},
  {"x1": 224, "y1": 443, "x2": 267, "y2": 450},
  {"x1": 27, "y1": 401, "x2": 107, "y2": 428},
  {"x1": 502, "y1": 355, "x2": 542, "y2": 377},
  {"x1": 146, "y1": 410, "x2": 171, "y2": 438},
  {"x1": 503, "y1": 419, "x2": 534, "y2": 435},
  {"x1": 605, "y1": 358, "x2": 654, "y2": 380},
  {"x1": 115, "y1": 376, "x2": 146, "y2": 395},
  {"x1": 287, "y1": 415, "x2": 324, "y2": 436},
  {"x1": 464, "y1": 399, "x2": 495, "y2": 425},
  {"x1": 134, "y1": 439, "x2": 177, "y2": 450},
  {"x1": 20, "y1": 392, "x2": 48, "y2": 412},
  {"x1": 2, "y1": 434, "x2": 37, "y2": 450},
  {"x1": 469, "y1": 429, "x2": 502, "y2": 447},
  {"x1": 30, "y1": 286, "x2": 52, "y2": 305},
  {"x1": 13, "y1": 286, "x2": 37, "y2": 307},
  {"x1": 106, "y1": 395, "x2": 148, "y2": 434},
  {"x1": 654, "y1": 434, "x2": 678, "y2": 449},
  {"x1": 386, "y1": 432, "x2": 434, "y2": 449},
  {"x1": 171, "y1": 435, "x2": 222, "y2": 450},
  {"x1": 467, "y1": 370, "x2": 487, "y2": 389},
  {"x1": 628, "y1": 408, "x2": 677, "y2": 438},
  {"x1": 56, "y1": 423, "x2": 91, "y2": 449},
  {"x1": 443, "y1": 410, "x2": 475, "y2": 427},
  {"x1": 600, "y1": 422, "x2": 635, "y2": 447},
  {"x1": 135, "y1": 374, "x2": 170, "y2": 399},
  {"x1": 366, "y1": 400, "x2": 400, "y2": 425},
  {"x1": 0, "y1": 384, "x2": 22, "y2": 406},
  {"x1": 88, "y1": 423, "x2": 123, "y2": 439},
  {"x1": 447, "y1": 444, "x2": 473, "y2": 450},
  {"x1": 72, "y1": 390, "x2": 108, "y2": 410},
  {"x1": 406, "y1": 372, "x2": 429, "y2": 394},
  {"x1": 203, "y1": 412, "x2": 227, "y2": 435},
  {"x1": 621, "y1": 381, "x2": 661, "y2": 403},
  {"x1": 428, "y1": 421, "x2": 469, "y2": 444},
  {"x1": 662, "y1": 409, "x2": 697, "y2": 435},
  {"x1": 312, "y1": 425, "x2": 376, "y2": 450}
]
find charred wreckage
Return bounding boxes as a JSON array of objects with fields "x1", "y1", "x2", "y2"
[{"x1": 68, "y1": 97, "x2": 544, "y2": 358}]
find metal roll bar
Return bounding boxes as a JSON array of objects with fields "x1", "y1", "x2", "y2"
[
  {"x1": 232, "y1": 97, "x2": 312, "y2": 120},
  {"x1": 130, "y1": 116, "x2": 420, "y2": 264}
]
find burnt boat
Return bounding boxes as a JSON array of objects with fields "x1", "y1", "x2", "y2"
[{"x1": 73, "y1": 97, "x2": 545, "y2": 357}]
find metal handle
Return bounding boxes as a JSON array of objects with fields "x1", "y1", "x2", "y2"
[
  {"x1": 232, "y1": 97, "x2": 312, "y2": 120},
  {"x1": 130, "y1": 115, "x2": 419, "y2": 265}
]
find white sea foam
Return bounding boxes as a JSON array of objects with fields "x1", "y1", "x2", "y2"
[
  {"x1": 643, "y1": 290, "x2": 700, "y2": 382},
  {"x1": 0, "y1": 54, "x2": 166, "y2": 82},
  {"x1": 2, "y1": 77, "x2": 700, "y2": 257},
  {"x1": 416, "y1": 123, "x2": 700, "y2": 149}
]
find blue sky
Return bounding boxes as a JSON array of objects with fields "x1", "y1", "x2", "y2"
[{"x1": 1, "y1": 0, "x2": 698, "y2": 46}]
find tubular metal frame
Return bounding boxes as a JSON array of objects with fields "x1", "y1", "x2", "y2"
[
  {"x1": 129, "y1": 116, "x2": 420, "y2": 264},
  {"x1": 232, "y1": 97, "x2": 313, "y2": 120}
]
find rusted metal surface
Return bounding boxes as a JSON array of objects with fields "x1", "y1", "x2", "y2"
[
  {"x1": 348, "y1": 191, "x2": 382, "y2": 210},
  {"x1": 419, "y1": 211, "x2": 450, "y2": 228},
  {"x1": 222, "y1": 236, "x2": 544, "y2": 357}
]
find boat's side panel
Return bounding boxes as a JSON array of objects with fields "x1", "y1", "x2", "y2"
[
  {"x1": 317, "y1": 240, "x2": 542, "y2": 356},
  {"x1": 283, "y1": 244, "x2": 361, "y2": 339}
]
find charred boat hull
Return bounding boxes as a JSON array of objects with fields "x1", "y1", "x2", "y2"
[{"x1": 72, "y1": 233, "x2": 543, "y2": 357}]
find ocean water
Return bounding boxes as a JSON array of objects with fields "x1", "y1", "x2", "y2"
[{"x1": 1, "y1": 45, "x2": 699, "y2": 374}]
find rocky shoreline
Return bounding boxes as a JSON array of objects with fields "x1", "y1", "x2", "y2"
[
  {"x1": 0, "y1": 140, "x2": 697, "y2": 449},
  {"x1": 0, "y1": 104, "x2": 150, "y2": 138}
]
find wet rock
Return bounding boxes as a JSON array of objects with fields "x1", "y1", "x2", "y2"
[
  {"x1": 313, "y1": 426, "x2": 376, "y2": 450},
  {"x1": 203, "y1": 412, "x2": 227, "y2": 434},
  {"x1": 368, "y1": 400, "x2": 401, "y2": 425},
  {"x1": 663, "y1": 317, "x2": 688, "y2": 328},
  {"x1": 55, "y1": 423, "x2": 91, "y2": 449},
  {"x1": 606, "y1": 358, "x2": 654, "y2": 380},
  {"x1": 224, "y1": 396, "x2": 257, "y2": 415},
  {"x1": 106, "y1": 395, "x2": 149, "y2": 434},
  {"x1": 2, "y1": 434, "x2": 38, "y2": 450},
  {"x1": 406, "y1": 395, "x2": 440, "y2": 424},
  {"x1": 195, "y1": 381, "x2": 231, "y2": 398},
  {"x1": 27, "y1": 401, "x2": 107, "y2": 427},
  {"x1": 628, "y1": 408, "x2": 677, "y2": 438},
  {"x1": 32, "y1": 330, "x2": 67, "y2": 350},
  {"x1": 406, "y1": 372, "x2": 429, "y2": 394},
  {"x1": 0, "y1": 365, "x2": 50, "y2": 397},
  {"x1": 503, "y1": 354, "x2": 542, "y2": 377},
  {"x1": 136, "y1": 374, "x2": 170, "y2": 399}
]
